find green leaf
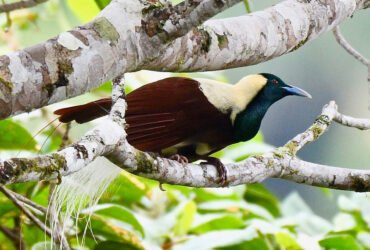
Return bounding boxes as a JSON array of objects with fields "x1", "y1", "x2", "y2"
[
  {"x1": 173, "y1": 201, "x2": 196, "y2": 236},
  {"x1": 173, "y1": 228, "x2": 257, "y2": 250},
  {"x1": 67, "y1": 0, "x2": 100, "y2": 22},
  {"x1": 95, "y1": 241, "x2": 140, "y2": 250},
  {"x1": 275, "y1": 232, "x2": 301, "y2": 250},
  {"x1": 319, "y1": 235, "x2": 363, "y2": 250},
  {"x1": 194, "y1": 188, "x2": 241, "y2": 203},
  {"x1": 243, "y1": 0, "x2": 251, "y2": 13},
  {"x1": 31, "y1": 242, "x2": 54, "y2": 250},
  {"x1": 106, "y1": 172, "x2": 148, "y2": 205},
  {"x1": 218, "y1": 237, "x2": 271, "y2": 250},
  {"x1": 39, "y1": 127, "x2": 62, "y2": 153},
  {"x1": 198, "y1": 200, "x2": 273, "y2": 220},
  {"x1": 191, "y1": 214, "x2": 245, "y2": 234},
  {"x1": 81, "y1": 215, "x2": 144, "y2": 250},
  {"x1": 0, "y1": 119, "x2": 37, "y2": 151},
  {"x1": 244, "y1": 183, "x2": 281, "y2": 217},
  {"x1": 84, "y1": 204, "x2": 144, "y2": 237},
  {"x1": 95, "y1": 0, "x2": 112, "y2": 10}
]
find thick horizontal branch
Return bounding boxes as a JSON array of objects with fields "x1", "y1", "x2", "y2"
[
  {"x1": 0, "y1": 0, "x2": 237, "y2": 119},
  {"x1": 108, "y1": 102, "x2": 370, "y2": 191},
  {"x1": 141, "y1": 0, "x2": 242, "y2": 42},
  {"x1": 1, "y1": 101, "x2": 370, "y2": 192},
  {"x1": 0, "y1": 0, "x2": 368, "y2": 119},
  {"x1": 145, "y1": 0, "x2": 369, "y2": 71},
  {"x1": 0, "y1": 121, "x2": 125, "y2": 185}
]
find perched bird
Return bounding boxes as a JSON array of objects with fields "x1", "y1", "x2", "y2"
[{"x1": 54, "y1": 73, "x2": 311, "y2": 185}]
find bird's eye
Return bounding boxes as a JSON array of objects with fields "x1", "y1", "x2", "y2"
[{"x1": 271, "y1": 79, "x2": 278, "y2": 85}]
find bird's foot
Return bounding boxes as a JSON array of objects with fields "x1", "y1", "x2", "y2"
[
  {"x1": 169, "y1": 154, "x2": 189, "y2": 164},
  {"x1": 200, "y1": 157, "x2": 228, "y2": 187}
]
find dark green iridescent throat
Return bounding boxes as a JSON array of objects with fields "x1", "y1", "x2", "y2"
[{"x1": 232, "y1": 95, "x2": 274, "y2": 143}]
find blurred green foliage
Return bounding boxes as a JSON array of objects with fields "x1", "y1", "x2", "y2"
[{"x1": 0, "y1": 0, "x2": 369, "y2": 249}]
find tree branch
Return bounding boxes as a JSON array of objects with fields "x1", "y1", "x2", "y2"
[
  {"x1": 0, "y1": 0, "x2": 367, "y2": 119},
  {"x1": 144, "y1": 0, "x2": 369, "y2": 71},
  {"x1": 0, "y1": 0, "x2": 49, "y2": 13},
  {"x1": 0, "y1": 186, "x2": 53, "y2": 236},
  {"x1": 333, "y1": 26, "x2": 369, "y2": 66},
  {"x1": 0, "y1": 100, "x2": 369, "y2": 191},
  {"x1": 141, "y1": 0, "x2": 242, "y2": 42},
  {"x1": 332, "y1": 26, "x2": 370, "y2": 109}
]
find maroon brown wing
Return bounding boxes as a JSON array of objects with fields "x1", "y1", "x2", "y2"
[{"x1": 125, "y1": 77, "x2": 233, "y2": 153}]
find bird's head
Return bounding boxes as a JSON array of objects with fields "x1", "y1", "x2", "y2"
[{"x1": 258, "y1": 73, "x2": 312, "y2": 103}]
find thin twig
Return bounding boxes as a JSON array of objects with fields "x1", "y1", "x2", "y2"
[
  {"x1": 0, "y1": 222, "x2": 26, "y2": 249},
  {"x1": 0, "y1": 186, "x2": 53, "y2": 236},
  {"x1": 14, "y1": 216, "x2": 26, "y2": 250},
  {"x1": 60, "y1": 122, "x2": 71, "y2": 149},
  {"x1": 333, "y1": 26, "x2": 370, "y2": 109},
  {"x1": 333, "y1": 26, "x2": 369, "y2": 66},
  {"x1": 0, "y1": 0, "x2": 49, "y2": 13},
  {"x1": 7, "y1": 189, "x2": 47, "y2": 214}
]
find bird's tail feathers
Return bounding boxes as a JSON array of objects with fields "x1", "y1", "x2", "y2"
[
  {"x1": 54, "y1": 98, "x2": 112, "y2": 124},
  {"x1": 49, "y1": 157, "x2": 121, "y2": 248}
]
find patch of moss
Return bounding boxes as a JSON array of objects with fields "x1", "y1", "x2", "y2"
[
  {"x1": 284, "y1": 141, "x2": 299, "y2": 155},
  {"x1": 58, "y1": 60, "x2": 73, "y2": 76},
  {"x1": 349, "y1": 175, "x2": 369, "y2": 192},
  {"x1": 311, "y1": 126, "x2": 324, "y2": 139},
  {"x1": 175, "y1": 56, "x2": 185, "y2": 71},
  {"x1": 192, "y1": 27, "x2": 211, "y2": 53},
  {"x1": 141, "y1": 1, "x2": 164, "y2": 15},
  {"x1": 267, "y1": 159, "x2": 275, "y2": 168},
  {"x1": 134, "y1": 153, "x2": 157, "y2": 174},
  {"x1": 273, "y1": 147, "x2": 289, "y2": 159},
  {"x1": 216, "y1": 33, "x2": 229, "y2": 49},
  {"x1": 291, "y1": 36, "x2": 309, "y2": 51},
  {"x1": 92, "y1": 17, "x2": 120, "y2": 44},
  {"x1": 0, "y1": 77, "x2": 13, "y2": 92},
  {"x1": 52, "y1": 153, "x2": 67, "y2": 171}
]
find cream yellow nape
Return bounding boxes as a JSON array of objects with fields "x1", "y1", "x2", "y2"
[{"x1": 196, "y1": 74, "x2": 267, "y2": 123}]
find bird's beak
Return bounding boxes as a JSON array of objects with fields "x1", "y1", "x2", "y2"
[{"x1": 282, "y1": 85, "x2": 312, "y2": 99}]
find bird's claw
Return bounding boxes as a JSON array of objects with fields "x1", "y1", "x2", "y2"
[
  {"x1": 169, "y1": 154, "x2": 189, "y2": 164},
  {"x1": 200, "y1": 157, "x2": 228, "y2": 187}
]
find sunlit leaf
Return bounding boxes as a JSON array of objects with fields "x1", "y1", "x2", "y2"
[
  {"x1": 173, "y1": 201, "x2": 197, "y2": 236},
  {"x1": 95, "y1": 0, "x2": 112, "y2": 10},
  {"x1": 82, "y1": 215, "x2": 144, "y2": 250},
  {"x1": 172, "y1": 228, "x2": 257, "y2": 250},
  {"x1": 198, "y1": 200, "x2": 273, "y2": 220},
  {"x1": 194, "y1": 188, "x2": 241, "y2": 203},
  {"x1": 107, "y1": 172, "x2": 148, "y2": 205},
  {"x1": 218, "y1": 237, "x2": 271, "y2": 250},
  {"x1": 275, "y1": 232, "x2": 301, "y2": 250},
  {"x1": 67, "y1": 0, "x2": 100, "y2": 22},
  {"x1": 83, "y1": 204, "x2": 144, "y2": 237},
  {"x1": 243, "y1": 0, "x2": 251, "y2": 13},
  {"x1": 0, "y1": 119, "x2": 37, "y2": 151},
  {"x1": 191, "y1": 214, "x2": 245, "y2": 234},
  {"x1": 31, "y1": 242, "x2": 54, "y2": 250},
  {"x1": 319, "y1": 235, "x2": 363, "y2": 250}
]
